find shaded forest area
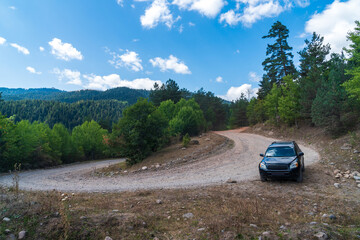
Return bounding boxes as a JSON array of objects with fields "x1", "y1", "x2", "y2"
[{"x1": 1, "y1": 20, "x2": 360, "y2": 172}]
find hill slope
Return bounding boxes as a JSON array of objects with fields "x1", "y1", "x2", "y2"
[{"x1": 0, "y1": 87, "x2": 149, "y2": 105}]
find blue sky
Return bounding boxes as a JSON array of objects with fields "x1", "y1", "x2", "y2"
[{"x1": 0, "y1": 0, "x2": 359, "y2": 101}]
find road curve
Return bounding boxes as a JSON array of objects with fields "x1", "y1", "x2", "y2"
[{"x1": 0, "y1": 130, "x2": 320, "y2": 192}]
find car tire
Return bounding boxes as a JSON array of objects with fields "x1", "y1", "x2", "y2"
[
  {"x1": 296, "y1": 170, "x2": 303, "y2": 183},
  {"x1": 302, "y1": 162, "x2": 305, "y2": 172},
  {"x1": 260, "y1": 174, "x2": 267, "y2": 182}
]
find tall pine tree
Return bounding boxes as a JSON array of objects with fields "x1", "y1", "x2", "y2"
[
  {"x1": 259, "y1": 21, "x2": 296, "y2": 99},
  {"x1": 298, "y1": 32, "x2": 330, "y2": 119}
]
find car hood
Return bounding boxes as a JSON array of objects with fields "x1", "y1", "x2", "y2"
[{"x1": 263, "y1": 156, "x2": 297, "y2": 164}]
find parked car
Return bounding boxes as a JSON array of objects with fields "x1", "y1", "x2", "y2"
[{"x1": 259, "y1": 141, "x2": 304, "y2": 182}]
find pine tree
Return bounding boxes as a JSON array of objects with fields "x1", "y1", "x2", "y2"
[
  {"x1": 343, "y1": 21, "x2": 360, "y2": 101},
  {"x1": 298, "y1": 32, "x2": 330, "y2": 119},
  {"x1": 259, "y1": 21, "x2": 297, "y2": 98}
]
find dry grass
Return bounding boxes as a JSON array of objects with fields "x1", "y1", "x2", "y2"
[{"x1": 1, "y1": 182, "x2": 360, "y2": 239}]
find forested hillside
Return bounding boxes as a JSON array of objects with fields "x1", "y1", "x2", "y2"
[
  {"x1": 0, "y1": 87, "x2": 149, "y2": 104},
  {"x1": 0, "y1": 99, "x2": 127, "y2": 130}
]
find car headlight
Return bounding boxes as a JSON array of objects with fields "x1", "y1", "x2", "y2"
[
  {"x1": 290, "y1": 160, "x2": 299, "y2": 169},
  {"x1": 259, "y1": 161, "x2": 267, "y2": 170}
]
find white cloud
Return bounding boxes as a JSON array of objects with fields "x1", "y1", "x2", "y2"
[
  {"x1": 10, "y1": 43, "x2": 30, "y2": 55},
  {"x1": 220, "y1": 0, "x2": 285, "y2": 27},
  {"x1": 179, "y1": 24, "x2": 184, "y2": 33},
  {"x1": 295, "y1": 0, "x2": 309, "y2": 8},
  {"x1": 83, "y1": 74, "x2": 162, "y2": 90},
  {"x1": 9, "y1": 6, "x2": 16, "y2": 10},
  {"x1": 0, "y1": 37, "x2": 6, "y2": 45},
  {"x1": 216, "y1": 76, "x2": 223, "y2": 83},
  {"x1": 140, "y1": 0, "x2": 175, "y2": 28},
  {"x1": 249, "y1": 71, "x2": 260, "y2": 82},
  {"x1": 53, "y1": 68, "x2": 82, "y2": 85},
  {"x1": 117, "y1": 0, "x2": 124, "y2": 6},
  {"x1": 39, "y1": 46, "x2": 44, "y2": 52},
  {"x1": 48, "y1": 38, "x2": 83, "y2": 61},
  {"x1": 26, "y1": 66, "x2": 41, "y2": 75},
  {"x1": 305, "y1": 0, "x2": 360, "y2": 53},
  {"x1": 219, "y1": 10, "x2": 241, "y2": 26},
  {"x1": 220, "y1": 84, "x2": 258, "y2": 101},
  {"x1": 188, "y1": 21, "x2": 195, "y2": 26},
  {"x1": 108, "y1": 50, "x2": 143, "y2": 72},
  {"x1": 150, "y1": 55, "x2": 191, "y2": 74},
  {"x1": 173, "y1": 0, "x2": 225, "y2": 18}
]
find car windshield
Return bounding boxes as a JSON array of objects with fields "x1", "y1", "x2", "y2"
[{"x1": 265, "y1": 146, "x2": 296, "y2": 157}]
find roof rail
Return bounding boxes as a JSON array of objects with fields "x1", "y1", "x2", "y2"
[{"x1": 271, "y1": 141, "x2": 277, "y2": 144}]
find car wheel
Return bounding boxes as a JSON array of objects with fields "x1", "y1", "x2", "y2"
[
  {"x1": 296, "y1": 170, "x2": 303, "y2": 183},
  {"x1": 260, "y1": 174, "x2": 267, "y2": 182}
]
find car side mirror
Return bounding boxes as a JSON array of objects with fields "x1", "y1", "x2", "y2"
[
  {"x1": 298, "y1": 152, "x2": 304, "y2": 156},
  {"x1": 260, "y1": 153, "x2": 264, "y2": 157}
]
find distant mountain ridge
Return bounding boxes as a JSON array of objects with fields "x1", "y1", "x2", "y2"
[{"x1": 0, "y1": 87, "x2": 150, "y2": 105}]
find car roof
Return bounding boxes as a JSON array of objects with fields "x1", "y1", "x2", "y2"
[{"x1": 269, "y1": 141, "x2": 295, "y2": 148}]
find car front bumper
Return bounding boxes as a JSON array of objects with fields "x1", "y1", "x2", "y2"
[{"x1": 259, "y1": 167, "x2": 300, "y2": 179}]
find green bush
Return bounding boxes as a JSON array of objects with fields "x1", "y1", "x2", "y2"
[{"x1": 182, "y1": 133, "x2": 190, "y2": 147}]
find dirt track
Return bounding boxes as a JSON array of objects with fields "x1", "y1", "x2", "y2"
[{"x1": 0, "y1": 130, "x2": 320, "y2": 192}]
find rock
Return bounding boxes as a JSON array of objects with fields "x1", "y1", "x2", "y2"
[
  {"x1": 344, "y1": 174, "x2": 350, "y2": 179},
  {"x1": 250, "y1": 224, "x2": 258, "y2": 228},
  {"x1": 280, "y1": 225, "x2": 286, "y2": 230},
  {"x1": 353, "y1": 150, "x2": 360, "y2": 154},
  {"x1": 18, "y1": 231, "x2": 26, "y2": 239},
  {"x1": 352, "y1": 171, "x2": 359, "y2": 176},
  {"x1": 142, "y1": 166, "x2": 148, "y2": 170},
  {"x1": 205, "y1": 138, "x2": 211, "y2": 141},
  {"x1": 190, "y1": 140, "x2": 200, "y2": 145},
  {"x1": 335, "y1": 173, "x2": 342, "y2": 178},
  {"x1": 153, "y1": 237, "x2": 159, "y2": 240},
  {"x1": 226, "y1": 178, "x2": 237, "y2": 183},
  {"x1": 6, "y1": 234, "x2": 16, "y2": 240},
  {"x1": 156, "y1": 199, "x2": 162, "y2": 204},
  {"x1": 112, "y1": 209, "x2": 119, "y2": 212},
  {"x1": 268, "y1": 131, "x2": 274, "y2": 136},
  {"x1": 262, "y1": 231, "x2": 271, "y2": 237},
  {"x1": 181, "y1": 147, "x2": 186, "y2": 150},
  {"x1": 310, "y1": 222, "x2": 317, "y2": 225},
  {"x1": 197, "y1": 228, "x2": 205, "y2": 231},
  {"x1": 334, "y1": 169, "x2": 341, "y2": 175},
  {"x1": 357, "y1": 184, "x2": 360, "y2": 188},
  {"x1": 80, "y1": 216, "x2": 87, "y2": 220},
  {"x1": 354, "y1": 175, "x2": 360, "y2": 181},
  {"x1": 182, "y1": 213, "x2": 194, "y2": 219},
  {"x1": 5, "y1": 229, "x2": 11, "y2": 234},
  {"x1": 3, "y1": 217, "x2": 10, "y2": 222},
  {"x1": 155, "y1": 164, "x2": 160, "y2": 168},
  {"x1": 322, "y1": 214, "x2": 328, "y2": 218},
  {"x1": 314, "y1": 232, "x2": 328, "y2": 240},
  {"x1": 345, "y1": 170, "x2": 350, "y2": 174},
  {"x1": 329, "y1": 214, "x2": 336, "y2": 220},
  {"x1": 341, "y1": 143, "x2": 352, "y2": 150},
  {"x1": 105, "y1": 237, "x2": 113, "y2": 240},
  {"x1": 334, "y1": 183, "x2": 341, "y2": 188}
]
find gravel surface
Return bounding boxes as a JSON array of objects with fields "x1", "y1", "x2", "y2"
[{"x1": 0, "y1": 130, "x2": 320, "y2": 192}]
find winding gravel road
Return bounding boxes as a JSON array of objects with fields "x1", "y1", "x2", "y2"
[{"x1": 0, "y1": 130, "x2": 320, "y2": 192}]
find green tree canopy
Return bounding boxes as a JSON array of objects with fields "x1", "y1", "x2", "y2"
[
  {"x1": 259, "y1": 21, "x2": 297, "y2": 98},
  {"x1": 343, "y1": 21, "x2": 360, "y2": 101}
]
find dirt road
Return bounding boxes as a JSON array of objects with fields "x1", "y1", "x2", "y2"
[{"x1": 0, "y1": 130, "x2": 320, "y2": 192}]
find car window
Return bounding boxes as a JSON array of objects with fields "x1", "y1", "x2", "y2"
[{"x1": 265, "y1": 146, "x2": 296, "y2": 157}]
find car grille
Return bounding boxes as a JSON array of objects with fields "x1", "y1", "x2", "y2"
[{"x1": 267, "y1": 164, "x2": 288, "y2": 170}]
